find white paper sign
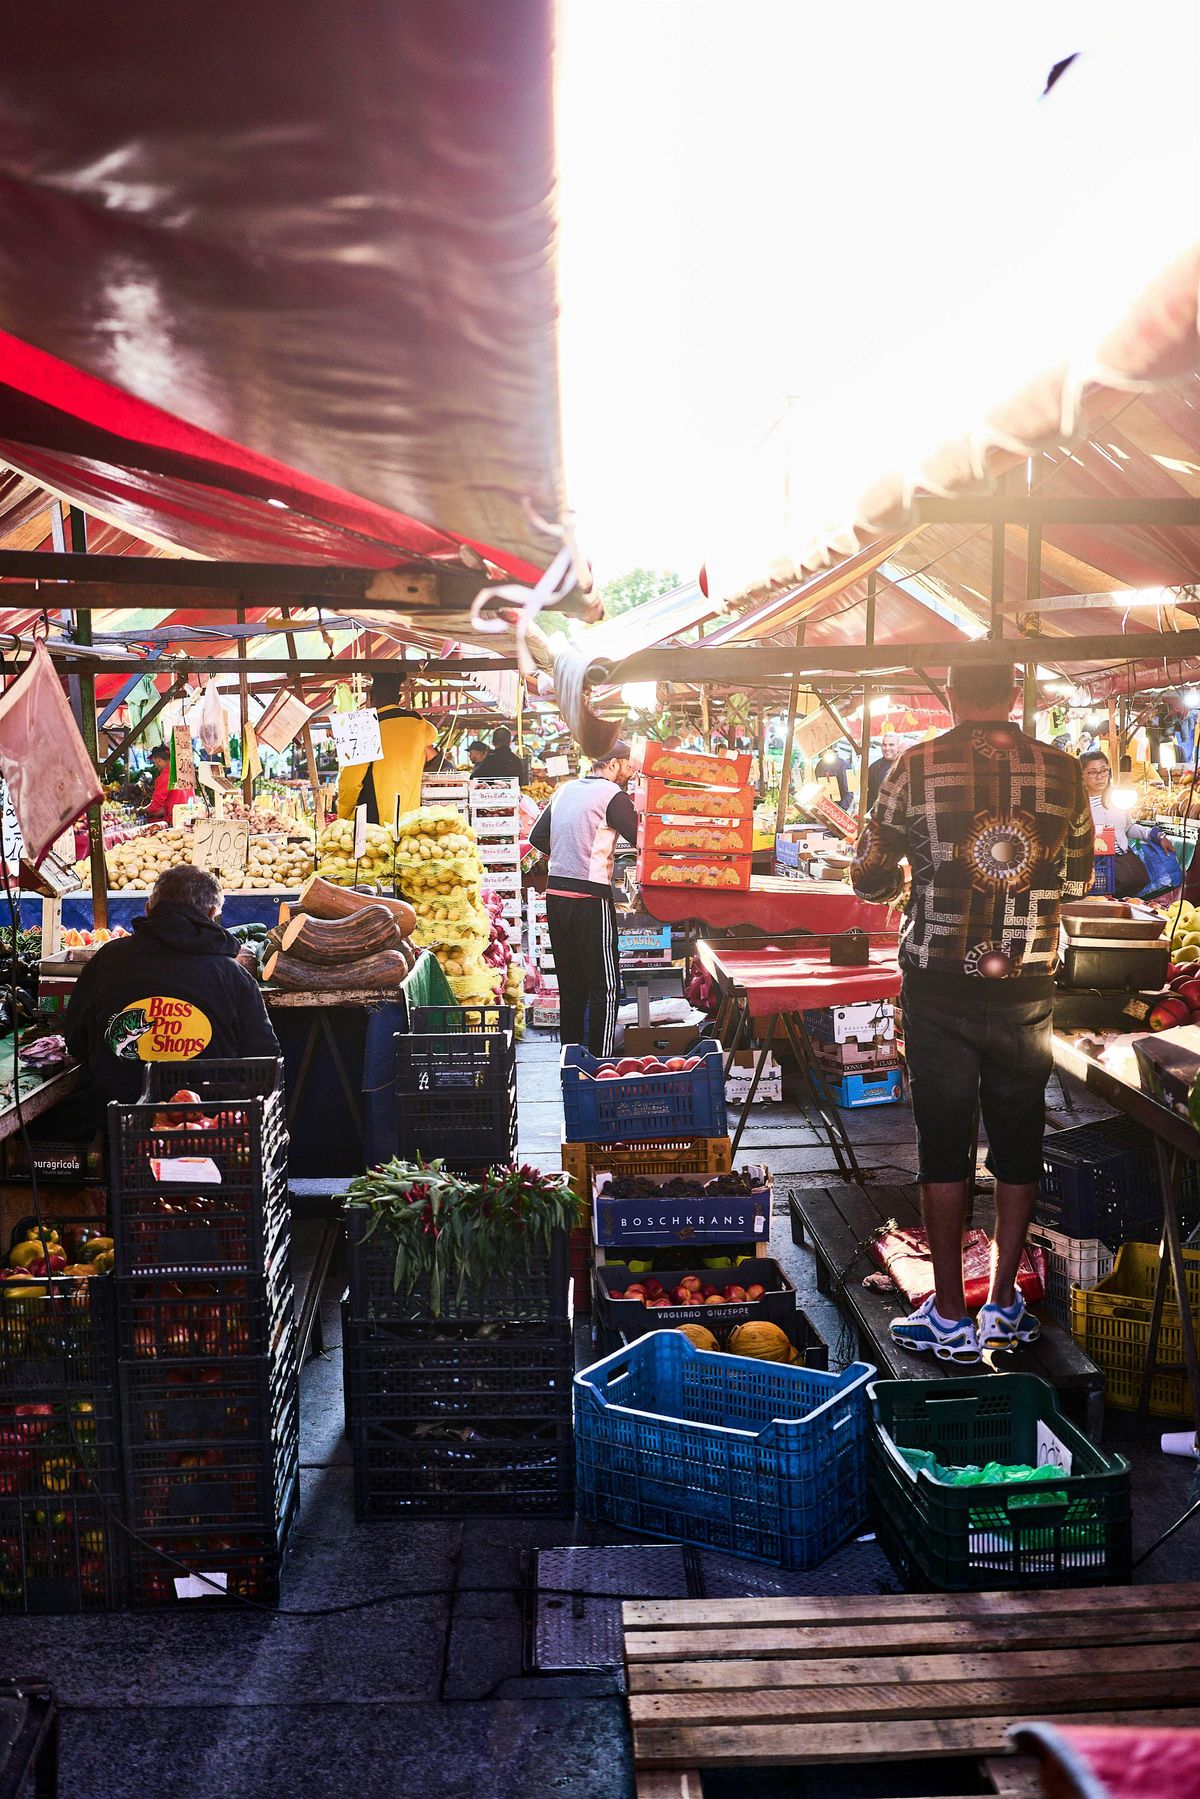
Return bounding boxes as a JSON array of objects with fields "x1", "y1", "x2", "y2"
[
  {"x1": 353, "y1": 804, "x2": 367, "y2": 862},
  {"x1": 329, "y1": 708, "x2": 384, "y2": 768},
  {"x1": 0, "y1": 777, "x2": 23, "y2": 867},
  {"x1": 191, "y1": 817, "x2": 249, "y2": 878},
  {"x1": 149, "y1": 1156, "x2": 222, "y2": 1185},
  {"x1": 1036, "y1": 1418, "x2": 1073, "y2": 1475},
  {"x1": 545, "y1": 755, "x2": 570, "y2": 778}
]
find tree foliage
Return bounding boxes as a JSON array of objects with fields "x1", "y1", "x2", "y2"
[{"x1": 595, "y1": 566, "x2": 682, "y2": 619}]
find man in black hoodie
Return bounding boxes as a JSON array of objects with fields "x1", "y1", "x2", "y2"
[{"x1": 65, "y1": 864, "x2": 280, "y2": 1105}]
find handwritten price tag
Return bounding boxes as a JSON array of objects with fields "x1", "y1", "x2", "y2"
[
  {"x1": 172, "y1": 723, "x2": 196, "y2": 791},
  {"x1": 329, "y1": 708, "x2": 384, "y2": 768},
  {"x1": 191, "y1": 817, "x2": 249, "y2": 878}
]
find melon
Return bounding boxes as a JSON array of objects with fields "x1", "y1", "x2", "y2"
[
  {"x1": 674, "y1": 1323, "x2": 719, "y2": 1352},
  {"x1": 727, "y1": 1320, "x2": 792, "y2": 1362}
]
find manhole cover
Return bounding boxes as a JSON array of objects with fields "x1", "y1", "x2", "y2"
[{"x1": 531, "y1": 1544, "x2": 691, "y2": 1672}]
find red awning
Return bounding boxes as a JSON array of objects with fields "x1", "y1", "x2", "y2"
[{"x1": 0, "y1": 0, "x2": 565, "y2": 578}]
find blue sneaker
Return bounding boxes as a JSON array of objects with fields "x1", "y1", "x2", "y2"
[
  {"x1": 889, "y1": 1296, "x2": 980, "y2": 1363},
  {"x1": 977, "y1": 1297, "x2": 1041, "y2": 1351}
]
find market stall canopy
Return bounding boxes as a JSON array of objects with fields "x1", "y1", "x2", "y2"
[{"x1": 0, "y1": 0, "x2": 566, "y2": 580}]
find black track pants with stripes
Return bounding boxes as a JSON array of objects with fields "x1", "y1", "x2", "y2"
[{"x1": 545, "y1": 892, "x2": 619, "y2": 1055}]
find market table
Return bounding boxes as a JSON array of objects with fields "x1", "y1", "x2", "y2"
[
  {"x1": 1053, "y1": 1030, "x2": 1200, "y2": 1427},
  {"x1": 18, "y1": 892, "x2": 303, "y2": 934},
  {"x1": 262, "y1": 949, "x2": 454, "y2": 1177},
  {"x1": 695, "y1": 933, "x2": 902, "y2": 1175},
  {"x1": 640, "y1": 875, "x2": 889, "y2": 937}
]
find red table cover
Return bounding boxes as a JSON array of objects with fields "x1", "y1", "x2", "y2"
[
  {"x1": 641, "y1": 876, "x2": 891, "y2": 936},
  {"x1": 702, "y1": 938, "x2": 901, "y2": 1017},
  {"x1": 1013, "y1": 1723, "x2": 1200, "y2": 1799}
]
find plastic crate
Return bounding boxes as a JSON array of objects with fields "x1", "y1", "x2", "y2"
[
  {"x1": 1027, "y1": 1225, "x2": 1117, "y2": 1329},
  {"x1": 829, "y1": 1065, "x2": 903, "y2": 1108},
  {"x1": 591, "y1": 1168, "x2": 771, "y2": 1248},
  {"x1": 1039, "y1": 1115, "x2": 1200, "y2": 1240},
  {"x1": 560, "y1": 1134, "x2": 732, "y2": 1203},
  {"x1": 343, "y1": 1316, "x2": 572, "y2": 1426},
  {"x1": 109, "y1": 1058, "x2": 287, "y2": 1199},
  {"x1": 574, "y1": 1332, "x2": 875, "y2": 1569},
  {"x1": 560, "y1": 1039, "x2": 727, "y2": 1143},
  {"x1": 592, "y1": 1257, "x2": 797, "y2": 1345},
  {"x1": 112, "y1": 1167, "x2": 289, "y2": 1278},
  {"x1": 119, "y1": 1324, "x2": 298, "y2": 1451},
  {"x1": 124, "y1": 1395, "x2": 298, "y2": 1532},
  {"x1": 126, "y1": 1475, "x2": 297, "y2": 1608},
  {"x1": 395, "y1": 1029, "x2": 516, "y2": 1168},
  {"x1": 344, "y1": 1208, "x2": 570, "y2": 1326},
  {"x1": 868, "y1": 1375, "x2": 1132, "y2": 1591},
  {"x1": 0, "y1": 1273, "x2": 115, "y2": 1395},
  {"x1": 351, "y1": 1416, "x2": 573, "y2": 1519},
  {"x1": 117, "y1": 1251, "x2": 293, "y2": 1364},
  {"x1": 0, "y1": 1496, "x2": 124, "y2": 1614},
  {"x1": 1070, "y1": 1241, "x2": 1200, "y2": 1419},
  {"x1": 570, "y1": 1226, "x2": 592, "y2": 1318},
  {"x1": 408, "y1": 1003, "x2": 515, "y2": 1039}
]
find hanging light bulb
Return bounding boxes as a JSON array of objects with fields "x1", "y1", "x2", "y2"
[
  {"x1": 1110, "y1": 786, "x2": 1138, "y2": 810},
  {"x1": 1183, "y1": 689, "x2": 1200, "y2": 709},
  {"x1": 1159, "y1": 743, "x2": 1177, "y2": 769}
]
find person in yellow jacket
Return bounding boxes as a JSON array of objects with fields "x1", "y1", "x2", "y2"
[{"x1": 337, "y1": 675, "x2": 437, "y2": 825}]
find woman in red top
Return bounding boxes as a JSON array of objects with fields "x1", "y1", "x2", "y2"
[{"x1": 145, "y1": 744, "x2": 173, "y2": 820}]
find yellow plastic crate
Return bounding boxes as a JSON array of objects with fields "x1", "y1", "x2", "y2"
[
  {"x1": 1069, "y1": 1240, "x2": 1200, "y2": 1420},
  {"x1": 557, "y1": 1132, "x2": 732, "y2": 1207}
]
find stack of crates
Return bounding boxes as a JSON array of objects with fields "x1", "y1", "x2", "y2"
[
  {"x1": 526, "y1": 889, "x2": 559, "y2": 1029},
  {"x1": 108, "y1": 1059, "x2": 298, "y2": 1606},
  {"x1": 420, "y1": 769, "x2": 472, "y2": 816},
  {"x1": 343, "y1": 1211, "x2": 573, "y2": 1518},
  {"x1": 396, "y1": 1004, "x2": 516, "y2": 1171},
  {"x1": 470, "y1": 778, "x2": 523, "y2": 947},
  {"x1": 804, "y1": 1000, "x2": 903, "y2": 1108},
  {"x1": 0, "y1": 1244, "x2": 124, "y2": 1615},
  {"x1": 1034, "y1": 1116, "x2": 1199, "y2": 1329}
]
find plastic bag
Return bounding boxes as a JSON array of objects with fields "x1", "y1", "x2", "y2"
[
  {"x1": 0, "y1": 643, "x2": 102, "y2": 863},
  {"x1": 198, "y1": 677, "x2": 228, "y2": 757},
  {"x1": 869, "y1": 1224, "x2": 1046, "y2": 1310},
  {"x1": 1132, "y1": 834, "x2": 1185, "y2": 897}
]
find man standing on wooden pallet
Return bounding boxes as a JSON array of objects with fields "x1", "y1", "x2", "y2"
[
  {"x1": 851, "y1": 662, "x2": 1093, "y2": 1362},
  {"x1": 528, "y1": 741, "x2": 638, "y2": 1054}
]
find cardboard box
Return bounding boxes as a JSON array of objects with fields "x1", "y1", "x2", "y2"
[
  {"x1": 632, "y1": 739, "x2": 752, "y2": 789},
  {"x1": 621, "y1": 1023, "x2": 704, "y2": 1057},
  {"x1": 591, "y1": 1167, "x2": 771, "y2": 1248},
  {"x1": 640, "y1": 813, "x2": 755, "y2": 855},
  {"x1": 638, "y1": 777, "x2": 755, "y2": 820},
  {"x1": 805, "y1": 1001, "x2": 896, "y2": 1045},
  {"x1": 1132, "y1": 1026, "x2": 1200, "y2": 1117},
  {"x1": 638, "y1": 849, "x2": 753, "y2": 892},
  {"x1": 815, "y1": 1037, "x2": 898, "y2": 1069},
  {"x1": 724, "y1": 1049, "x2": 783, "y2": 1103}
]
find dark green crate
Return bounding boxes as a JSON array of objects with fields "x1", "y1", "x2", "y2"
[{"x1": 867, "y1": 1373, "x2": 1131, "y2": 1592}]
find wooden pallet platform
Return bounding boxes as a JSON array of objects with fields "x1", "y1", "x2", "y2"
[
  {"x1": 623, "y1": 1584, "x2": 1200, "y2": 1798},
  {"x1": 790, "y1": 1182, "x2": 1106, "y2": 1440}
]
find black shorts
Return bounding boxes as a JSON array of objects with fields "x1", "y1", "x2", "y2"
[{"x1": 902, "y1": 978, "x2": 1054, "y2": 1185}]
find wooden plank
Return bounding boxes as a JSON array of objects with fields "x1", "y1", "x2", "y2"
[
  {"x1": 985, "y1": 1758, "x2": 1044, "y2": 1799},
  {"x1": 624, "y1": 1611, "x2": 1200, "y2": 1663},
  {"x1": 632, "y1": 1709, "x2": 1200, "y2": 1769},
  {"x1": 628, "y1": 1665, "x2": 1200, "y2": 1727},
  {"x1": 623, "y1": 1582, "x2": 1200, "y2": 1629},
  {"x1": 628, "y1": 1640, "x2": 1200, "y2": 1694},
  {"x1": 634, "y1": 1773, "x2": 702, "y2": 1799}
]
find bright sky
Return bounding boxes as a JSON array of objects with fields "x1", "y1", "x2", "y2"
[{"x1": 555, "y1": 0, "x2": 1200, "y2": 585}]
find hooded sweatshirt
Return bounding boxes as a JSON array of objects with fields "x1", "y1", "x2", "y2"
[{"x1": 64, "y1": 902, "x2": 281, "y2": 1104}]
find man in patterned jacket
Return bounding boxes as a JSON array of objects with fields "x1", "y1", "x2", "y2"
[{"x1": 852, "y1": 662, "x2": 1093, "y2": 1363}]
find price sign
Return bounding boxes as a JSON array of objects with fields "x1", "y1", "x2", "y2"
[
  {"x1": 191, "y1": 817, "x2": 249, "y2": 878},
  {"x1": 353, "y1": 804, "x2": 367, "y2": 863},
  {"x1": 545, "y1": 754, "x2": 570, "y2": 778},
  {"x1": 256, "y1": 689, "x2": 313, "y2": 755},
  {"x1": 329, "y1": 708, "x2": 384, "y2": 768},
  {"x1": 794, "y1": 710, "x2": 842, "y2": 760},
  {"x1": 0, "y1": 777, "x2": 23, "y2": 867},
  {"x1": 172, "y1": 724, "x2": 196, "y2": 791}
]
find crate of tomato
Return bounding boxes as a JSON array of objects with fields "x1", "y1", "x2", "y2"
[{"x1": 560, "y1": 1040, "x2": 727, "y2": 1143}]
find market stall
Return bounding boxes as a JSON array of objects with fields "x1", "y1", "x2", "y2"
[{"x1": 640, "y1": 875, "x2": 889, "y2": 936}]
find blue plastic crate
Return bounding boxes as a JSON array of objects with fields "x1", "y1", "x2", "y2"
[
  {"x1": 574, "y1": 1331, "x2": 876, "y2": 1568},
  {"x1": 560, "y1": 1039, "x2": 727, "y2": 1143},
  {"x1": 1038, "y1": 1114, "x2": 1200, "y2": 1240},
  {"x1": 829, "y1": 1065, "x2": 903, "y2": 1108}
]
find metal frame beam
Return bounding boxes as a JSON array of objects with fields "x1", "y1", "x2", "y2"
[{"x1": 911, "y1": 496, "x2": 1200, "y2": 526}]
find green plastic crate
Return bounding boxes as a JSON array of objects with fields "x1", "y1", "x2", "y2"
[{"x1": 868, "y1": 1374, "x2": 1131, "y2": 1591}]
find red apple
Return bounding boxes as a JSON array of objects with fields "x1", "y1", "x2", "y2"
[
  {"x1": 701, "y1": 1285, "x2": 720, "y2": 1299},
  {"x1": 1177, "y1": 981, "x2": 1200, "y2": 1010},
  {"x1": 1149, "y1": 994, "x2": 1192, "y2": 1031},
  {"x1": 682, "y1": 1057, "x2": 700, "y2": 1071},
  {"x1": 679, "y1": 1275, "x2": 703, "y2": 1293},
  {"x1": 745, "y1": 1283, "x2": 765, "y2": 1301},
  {"x1": 647, "y1": 1297, "x2": 672, "y2": 1308},
  {"x1": 623, "y1": 1283, "x2": 646, "y2": 1300},
  {"x1": 615, "y1": 1057, "x2": 641, "y2": 1076},
  {"x1": 663, "y1": 1056, "x2": 688, "y2": 1071},
  {"x1": 705, "y1": 1293, "x2": 728, "y2": 1305},
  {"x1": 609, "y1": 1289, "x2": 625, "y2": 1301},
  {"x1": 643, "y1": 1278, "x2": 666, "y2": 1299},
  {"x1": 671, "y1": 1286, "x2": 692, "y2": 1304},
  {"x1": 596, "y1": 1067, "x2": 620, "y2": 1080},
  {"x1": 723, "y1": 1284, "x2": 748, "y2": 1301}
]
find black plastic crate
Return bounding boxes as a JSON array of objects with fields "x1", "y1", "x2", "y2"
[
  {"x1": 408, "y1": 1003, "x2": 515, "y2": 1039},
  {"x1": 351, "y1": 1416, "x2": 573, "y2": 1520},
  {"x1": 0, "y1": 1274, "x2": 115, "y2": 1395},
  {"x1": 344, "y1": 1316, "x2": 572, "y2": 1427},
  {"x1": 344, "y1": 1209, "x2": 569, "y2": 1325},
  {"x1": 395, "y1": 1029, "x2": 516, "y2": 1168},
  {"x1": 0, "y1": 1496, "x2": 124, "y2": 1614},
  {"x1": 108, "y1": 1058, "x2": 286, "y2": 1199},
  {"x1": 125, "y1": 1473, "x2": 298, "y2": 1608},
  {"x1": 0, "y1": 1388, "x2": 120, "y2": 1501},
  {"x1": 1038, "y1": 1114, "x2": 1200, "y2": 1240},
  {"x1": 111, "y1": 1169, "x2": 289, "y2": 1278},
  {"x1": 119, "y1": 1320, "x2": 298, "y2": 1451},
  {"x1": 116, "y1": 1251, "x2": 293, "y2": 1365},
  {"x1": 124, "y1": 1393, "x2": 298, "y2": 1533}
]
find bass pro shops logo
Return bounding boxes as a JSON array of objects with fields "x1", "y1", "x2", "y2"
[{"x1": 105, "y1": 996, "x2": 213, "y2": 1062}]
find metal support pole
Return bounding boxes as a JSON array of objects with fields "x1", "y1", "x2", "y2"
[
  {"x1": 857, "y1": 570, "x2": 877, "y2": 833},
  {"x1": 990, "y1": 516, "x2": 1005, "y2": 640},
  {"x1": 236, "y1": 607, "x2": 253, "y2": 804},
  {"x1": 1024, "y1": 515, "x2": 1041, "y2": 735},
  {"x1": 281, "y1": 606, "x2": 326, "y2": 829},
  {"x1": 773, "y1": 650, "x2": 804, "y2": 839},
  {"x1": 67, "y1": 508, "x2": 108, "y2": 930}
]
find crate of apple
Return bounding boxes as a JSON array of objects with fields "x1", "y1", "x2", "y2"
[
  {"x1": 594, "y1": 1259, "x2": 798, "y2": 1342},
  {"x1": 1153, "y1": 969, "x2": 1200, "y2": 1030},
  {"x1": 561, "y1": 1037, "x2": 728, "y2": 1142},
  {"x1": 587, "y1": 1054, "x2": 703, "y2": 1080}
]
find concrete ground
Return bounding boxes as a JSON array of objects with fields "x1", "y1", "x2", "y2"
[{"x1": 3, "y1": 1027, "x2": 1197, "y2": 1799}]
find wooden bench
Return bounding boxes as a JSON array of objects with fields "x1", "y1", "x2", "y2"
[
  {"x1": 623, "y1": 1584, "x2": 1200, "y2": 1798},
  {"x1": 790, "y1": 1182, "x2": 1106, "y2": 1439}
]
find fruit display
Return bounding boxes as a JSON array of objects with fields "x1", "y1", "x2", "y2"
[
  {"x1": 641, "y1": 817, "x2": 755, "y2": 854},
  {"x1": 639, "y1": 849, "x2": 752, "y2": 889},
  {"x1": 59, "y1": 927, "x2": 128, "y2": 951},
  {"x1": 1166, "y1": 897, "x2": 1200, "y2": 966},
  {"x1": 579, "y1": 1052, "x2": 706, "y2": 1083},
  {"x1": 641, "y1": 778, "x2": 754, "y2": 819},
  {"x1": 2, "y1": 1219, "x2": 113, "y2": 1286},
  {"x1": 609, "y1": 1273, "x2": 767, "y2": 1307},
  {"x1": 524, "y1": 778, "x2": 554, "y2": 805},
  {"x1": 631, "y1": 740, "x2": 752, "y2": 787}
]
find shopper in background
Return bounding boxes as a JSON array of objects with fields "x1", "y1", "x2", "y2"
[
  {"x1": 466, "y1": 740, "x2": 489, "y2": 771},
  {"x1": 865, "y1": 731, "x2": 902, "y2": 808},
  {"x1": 337, "y1": 673, "x2": 434, "y2": 823},
  {"x1": 64, "y1": 864, "x2": 280, "y2": 1108},
  {"x1": 1081, "y1": 750, "x2": 1165, "y2": 852},
  {"x1": 473, "y1": 725, "x2": 527, "y2": 782},
  {"x1": 852, "y1": 662, "x2": 1093, "y2": 1362},
  {"x1": 528, "y1": 742, "x2": 638, "y2": 1054}
]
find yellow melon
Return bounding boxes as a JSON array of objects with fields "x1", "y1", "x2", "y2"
[
  {"x1": 727, "y1": 1321, "x2": 792, "y2": 1362},
  {"x1": 675, "y1": 1323, "x2": 719, "y2": 1352}
]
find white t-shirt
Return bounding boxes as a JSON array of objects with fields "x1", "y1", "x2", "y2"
[{"x1": 1088, "y1": 793, "x2": 1147, "y2": 853}]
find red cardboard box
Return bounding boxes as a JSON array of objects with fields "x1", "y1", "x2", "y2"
[
  {"x1": 632, "y1": 739, "x2": 752, "y2": 789},
  {"x1": 640, "y1": 814, "x2": 755, "y2": 855},
  {"x1": 638, "y1": 848, "x2": 753, "y2": 891},
  {"x1": 637, "y1": 777, "x2": 755, "y2": 820}
]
